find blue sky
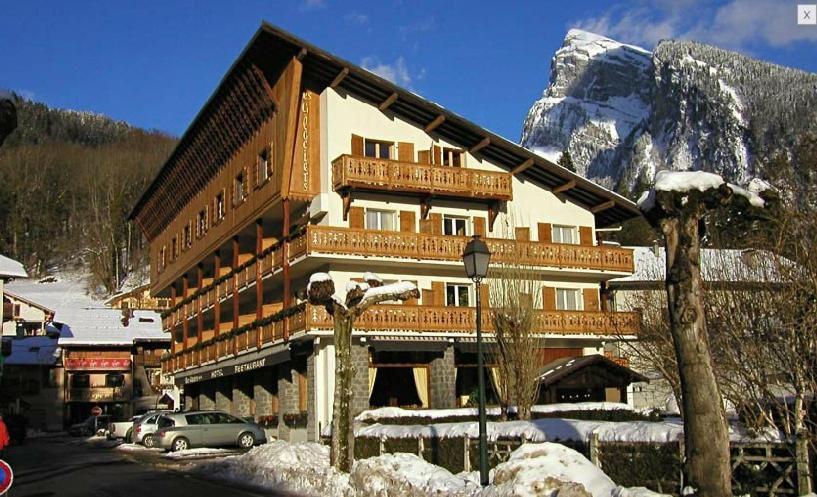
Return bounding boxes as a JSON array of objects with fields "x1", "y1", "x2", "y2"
[{"x1": 1, "y1": 0, "x2": 816, "y2": 141}]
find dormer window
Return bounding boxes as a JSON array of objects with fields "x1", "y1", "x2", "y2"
[
  {"x1": 234, "y1": 171, "x2": 247, "y2": 205},
  {"x1": 257, "y1": 145, "x2": 272, "y2": 185},
  {"x1": 196, "y1": 209, "x2": 208, "y2": 238},
  {"x1": 215, "y1": 191, "x2": 225, "y2": 222}
]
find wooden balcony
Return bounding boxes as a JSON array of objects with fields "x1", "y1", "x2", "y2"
[
  {"x1": 332, "y1": 154, "x2": 513, "y2": 201},
  {"x1": 163, "y1": 304, "x2": 639, "y2": 373},
  {"x1": 298, "y1": 226, "x2": 634, "y2": 273}
]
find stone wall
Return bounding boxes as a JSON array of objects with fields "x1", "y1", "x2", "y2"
[
  {"x1": 350, "y1": 342, "x2": 370, "y2": 416},
  {"x1": 277, "y1": 361, "x2": 299, "y2": 441},
  {"x1": 215, "y1": 377, "x2": 232, "y2": 412},
  {"x1": 253, "y1": 367, "x2": 276, "y2": 417},
  {"x1": 232, "y1": 373, "x2": 252, "y2": 417},
  {"x1": 199, "y1": 381, "x2": 216, "y2": 410}
]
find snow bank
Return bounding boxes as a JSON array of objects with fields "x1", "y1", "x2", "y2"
[
  {"x1": 483, "y1": 443, "x2": 614, "y2": 497},
  {"x1": 351, "y1": 452, "x2": 477, "y2": 497},
  {"x1": 196, "y1": 441, "x2": 352, "y2": 497},
  {"x1": 163, "y1": 447, "x2": 237, "y2": 459}
]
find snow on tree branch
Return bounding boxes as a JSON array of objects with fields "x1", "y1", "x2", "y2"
[{"x1": 355, "y1": 281, "x2": 420, "y2": 313}]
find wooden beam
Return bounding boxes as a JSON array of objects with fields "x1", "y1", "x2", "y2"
[
  {"x1": 591, "y1": 200, "x2": 616, "y2": 213},
  {"x1": 330, "y1": 67, "x2": 349, "y2": 88},
  {"x1": 296, "y1": 47, "x2": 307, "y2": 61},
  {"x1": 379, "y1": 93, "x2": 398, "y2": 111},
  {"x1": 424, "y1": 114, "x2": 445, "y2": 133},
  {"x1": 469, "y1": 137, "x2": 490, "y2": 154},
  {"x1": 552, "y1": 179, "x2": 576, "y2": 194},
  {"x1": 511, "y1": 158, "x2": 535, "y2": 175}
]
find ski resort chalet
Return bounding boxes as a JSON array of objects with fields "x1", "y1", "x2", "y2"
[{"x1": 129, "y1": 24, "x2": 643, "y2": 441}]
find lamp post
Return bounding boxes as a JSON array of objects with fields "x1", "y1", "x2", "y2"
[{"x1": 462, "y1": 234, "x2": 491, "y2": 486}]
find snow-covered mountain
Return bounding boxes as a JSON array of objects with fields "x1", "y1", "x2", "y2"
[{"x1": 521, "y1": 29, "x2": 817, "y2": 195}]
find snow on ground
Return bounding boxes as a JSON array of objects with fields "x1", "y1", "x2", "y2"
[
  {"x1": 356, "y1": 403, "x2": 634, "y2": 422},
  {"x1": 116, "y1": 443, "x2": 163, "y2": 453},
  {"x1": 355, "y1": 416, "x2": 781, "y2": 444},
  {"x1": 352, "y1": 452, "x2": 477, "y2": 497},
  {"x1": 162, "y1": 447, "x2": 238, "y2": 460},
  {"x1": 194, "y1": 440, "x2": 671, "y2": 497},
  {"x1": 196, "y1": 441, "x2": 353, "y2": 497}
]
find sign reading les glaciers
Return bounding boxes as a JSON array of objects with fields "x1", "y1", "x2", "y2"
[{"x1": 177, "y1": 356, "x2": 269, "y2": 385}]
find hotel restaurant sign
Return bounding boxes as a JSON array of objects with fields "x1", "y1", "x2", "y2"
[
  {"x1": 64, "y1": 358, "x2": 131, "y2": 371},
  {"x1": 176, "y1": 356, "x2": 270, "y2": 386}
]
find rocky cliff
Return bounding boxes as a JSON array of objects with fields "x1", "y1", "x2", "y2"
[{"x1": 520, "y1": 30, "x2": 817, "y2": 195}]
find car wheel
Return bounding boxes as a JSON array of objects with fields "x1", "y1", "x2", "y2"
[
  {"x1": 237, "y1": 432, "x2": 255, "y2": 449},
  {"x1": 143, "y1": 434, "x2": 155, "y2": 448},
  {"x1": 125, "y1": 429, "x2": 133, "y2": 444},
  {"x1": 171, "y1": 437, "x2": 190, "y2": 452}
]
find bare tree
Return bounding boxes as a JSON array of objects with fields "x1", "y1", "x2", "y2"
[
  {"x1": 307, "y1": 272, "x2": 419, "y2": 472},
  {"x1": 638, "y1": 171, "x2": 766, "y2": 497},
  {"x1": 489, "y1": 261, "x2": 544, "y2": 421}
]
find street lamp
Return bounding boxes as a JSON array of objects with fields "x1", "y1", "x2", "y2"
[{"x1": 462, "y1": 234, "x2": 491, "y2": 486}]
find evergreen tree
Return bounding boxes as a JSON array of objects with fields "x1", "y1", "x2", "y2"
[{"x1": 558, "y1": 150, "x2": 576, "y2": 172}]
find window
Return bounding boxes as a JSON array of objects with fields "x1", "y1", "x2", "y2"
[
  {"x1": 215, "y1": 191, "x2": 225, "y2": 222},
  {"x1": 171, "y1": 237, "x2": 178, "y2": 260},
  {"x1": 71, "y1": 374, "x2": 90, "y2": 388},
  {"x1": 442, "y1": 147, "x2": 463, "y2": 167},
  {"x1": 183, "y1": 223, "x2": 192, "y2": 250},
  {"x1": 159, "y1": 246, "x2": 166, "y2": 270},
  {"x1": 443, "y1": 216, "x2": 469, "y2": 236},
  {"x1": 157, "y1": 416, "x2": 175, "y2": 429},
  {"x1": 105, "y1": 373, "x2": 125, "y2": 388},
  {"x1": 257, "y1": 146, "x2": 272, "y2": 185},
  {"x1": 555, "y1": 288, "x2": 582, "y2": 311},
  {"x1": 234, "y1": 171, "x2": 247, "y2": 205},
  {"x1": 446, "y1": 283, "x2": 471, "y2": 307},
  {"x1": 364, "y1": 139, "x2": 393, "y2": 159},
  {"x1": 185, "y1": 413, "x2": 211, "y2": 425},
  {"x1": 366, "y1": 209, "x2": 396, "y2": 231},
  {"x1": 196, "y1": 209, "x2": 208, "y2": 238},
  {"x1": 552, "y1": 225, "x2": 578, "y2": 245}
]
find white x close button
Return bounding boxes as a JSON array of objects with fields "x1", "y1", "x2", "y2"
[{"x1": 799, "y1": 4, "x2": 817, "y2": 25}]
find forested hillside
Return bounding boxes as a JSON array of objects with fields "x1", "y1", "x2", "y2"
[{"x1": 0, "y1": 95, "x2": 176, "y2": 294}]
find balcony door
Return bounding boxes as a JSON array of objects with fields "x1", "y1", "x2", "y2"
[
  {"x1": 446, "y1": 283, "x2": 471, "y2": 307},
  {"x1": 443, "y1": 216, "x2": 469, "y2": 236},
  {"x1": 366, "y1": 209, "x2": 397, "y2": 231}
]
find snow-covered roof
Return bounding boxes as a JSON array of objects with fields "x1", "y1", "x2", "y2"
[
  {"x1": 5, "y1": 273, "x2": 167, "y2": 347},
  {"x1": 3, "y1": 336, "x2": 60, "y2": 366},
  {"x1": 0, "y1": 254, "x2": 27, "y2": 279},
  {"x1": 3, "y1": 290, "x2": 55, "y2": 314},
  {"x1": 611, "y1": 246, "x2": 785, "y2": 285}
]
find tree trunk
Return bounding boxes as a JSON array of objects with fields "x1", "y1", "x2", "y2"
[
  {"x1": 794, "y1": 386, "x2": 812, "y2": 495},
  {"x1": 661, "y1": 215, "x2": 732, "y2": 497},
  {"x1": 331, "y1": 313, "x2": 355, "y2": 472}
]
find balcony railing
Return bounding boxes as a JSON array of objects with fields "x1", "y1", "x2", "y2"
[
  {"x1": 162, "y1": 304, "x2": 640, "y2": 373},
  {"x1": 300, "y1": 226, "x2": 634, "y2": 272},
  {"x1": 332, "y1": 154, "x2": 513, "y2": 201},
  {"x1": 67, "y1": 387, "x2": 128, "y2": 402}
]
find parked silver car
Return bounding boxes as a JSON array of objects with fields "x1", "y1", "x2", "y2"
[
  {"x1": 132, "y1": 411, "x2": 173, "y2": 448},
  {"x1": 154, "y1": 411, "x2": 266, "y2": 452}
]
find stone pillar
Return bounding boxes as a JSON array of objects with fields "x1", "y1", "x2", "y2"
[
  {"x1": 232, "y1": 374, "x2": 252, "y2": 417},
  {"x1": 307, "y1": 346, "x2": 317, "y2": 441},
  {"x1": 253, "y1": 367, "x2": 275, "y2": 418},
  {"x1": 277, "y1": 361, "x2": 299, "y2": 441},
  {"x1": 430, "y1": 345, "x2": 456, "y2": 408},
  {"x1": 350, "y1": 341, "x2": 370, "y2": 416},
  {"x1": 199, "y1": 381, "x2": 216, "y2": 410},
  {"x1": 183, "y1": 390, "x2": 196, "y2": 412},
  {"x1": 215, "y1": 377, "x2": 232, "y2": 412}
]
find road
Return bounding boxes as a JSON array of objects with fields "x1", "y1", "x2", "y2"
[{"x1": 2, "y1": 435, "x2": 287, "y2": 497}]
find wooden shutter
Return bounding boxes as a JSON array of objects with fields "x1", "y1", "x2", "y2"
[
  {"x1": 579, "y1": 226, "x2": 594, "y2": 246},
  {"x1": 400, "y1": 210, "x2": 416, "y2": 232},
  {"x1": 421, "y1": 289, "x2": 435, "y2": 305},
  {"x1": 542, "y1": 286, "x2": 556, "y2": 311},
  {"x1": 538, "y1": 223, "x2": 553, "y2": 243},
  {"x1": 398, "y1": 142, "x2": 414, "y2": 162},
  {"x1": 431, "y1": 281, "x2": 445, "y2": 306},
  {"x1": 515, "y1": 227, "x2": 530, "y2": 241},
  {"x1": 417, "y1": 149, "x2": 430, "y2": 164},
  {"x1": 429, "y1": 213, "x2": 443, "y2": 235},
  {"x1": 583, "y1": 288, "x2": 600, "y2": 311},
  {"x1": 419, "y1": 219, "x2": 434, "y2": 234},
  {"x1": 432, "y1": 145, "x2": 442, "y2": 165},
  {"x1": 479, "y1": 284, "x2": 490, "y2": 307},
  {"x1": 349, "y1": 206, "x2": 365, "y2": 229},
  {"x1": 473, "y1": 217, "x2": 486, "y2": 237},
  {"x1": 351, "y1": 134, "x2": 364, "y2": 156}
]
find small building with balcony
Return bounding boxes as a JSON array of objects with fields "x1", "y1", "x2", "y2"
[{"x1": 130, "y1": 24, "x2": 643, "y2": 442}]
